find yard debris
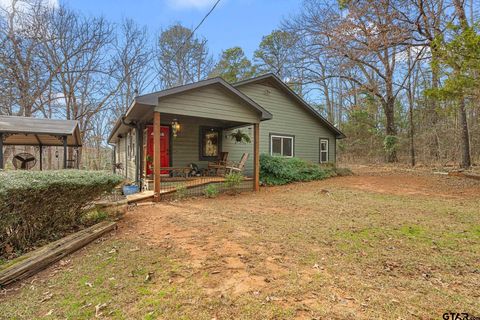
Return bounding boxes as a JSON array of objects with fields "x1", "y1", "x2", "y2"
[
  {"x1": 80, "y1": 302, "x2": 92, "y2": 309},
  {"x1": 108, "y1": 247, "x2": 118, "y2": 254},
  {"x1": 58, "y1": 259, "x2": 71, "y2": 267},
  {"x1": 144, "y1": 271, "x2": 154, "y2": 282},
  {"x1": 85, "y1": 282, "x2": 93, "y2": 288},
  {"x1": 95, "y1": 303, "x2": 107, "y2": 318},
  {"x1": 312, "y1": 263, "x2": 324, "y2": 270},
  {"x1": 40, "y1": 292, "x2": 53, "y2": 302},
  {"x1": 45, "y1": 309, "x2": 54, "y2": 316}
]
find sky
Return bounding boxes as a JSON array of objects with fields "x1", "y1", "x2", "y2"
[{"x1": 59, "y1": 0, "x2": 302, "y2": 59}]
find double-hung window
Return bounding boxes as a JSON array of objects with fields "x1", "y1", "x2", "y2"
[
  {"x1": 319, "y1": 139, "x2": 329, "y2": 163},
  {"x1": 270, "y1": 134, "x2": 294, "y2": 157}
]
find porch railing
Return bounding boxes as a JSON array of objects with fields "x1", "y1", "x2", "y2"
[{"x1": 143, "y1": 167, "x2": 253, "y2": 200}]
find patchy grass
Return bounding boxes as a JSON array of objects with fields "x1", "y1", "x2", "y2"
[{"x1": 0, "y1": 171, "x2": 479, "y2": 319}]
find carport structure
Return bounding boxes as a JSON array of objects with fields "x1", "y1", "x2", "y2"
[{"x1": 0, "y1": 115, "x2": 82, "y2": 170}]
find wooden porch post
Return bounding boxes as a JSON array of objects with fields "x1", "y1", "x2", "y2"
[
  {"x1": 153, "y1": 111, "x2": 161, "y2": 202},
  {"x1": 253, "y1": 123, "x2": 260, "y2": 192}
]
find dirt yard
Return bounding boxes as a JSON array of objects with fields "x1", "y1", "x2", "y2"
[{"x1": 1, "y1": 167, "x2": 479, "y2": 319}]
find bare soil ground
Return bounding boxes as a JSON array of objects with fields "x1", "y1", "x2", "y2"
[{"x1": 1, "y1": 166, "x2": 479, "y2": 319}]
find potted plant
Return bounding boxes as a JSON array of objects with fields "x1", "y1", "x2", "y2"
[
  {"x1": 229, "y1": 129, "x2": 251, "y2": 144},
  {"x1": 145, "y1": 154, "x2": 153, "y2": 172}
]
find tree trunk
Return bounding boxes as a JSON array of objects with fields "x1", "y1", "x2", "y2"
[
  {"x1": 407, "y1": 86, "x2": 416, "y2": 167},
  {"x1": 458, "y1": 99, "x2": 471, "y2": 168},
  {"x1": 384, "y1": 97, "x2": 398, "y2": 163}
]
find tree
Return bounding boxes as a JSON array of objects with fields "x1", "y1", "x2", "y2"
[
  {"x1": 286, "y1": 0, "x2": 423, "y2": 162},
  {"x1": 254, "y1": 30, "x2": 297, "y2": 79},
  {"x1": 0, "y1": 0, "x2": 59, "y2": 117},
  {"x1": 155, "y1": 24, "x2": 213, "y2": 89},
  {"x1": 426, "y1": 0, "x2": 479, "y2": 168},
  {"x1": 210, "y1": 47, "x2": 256, "y2": 83}
]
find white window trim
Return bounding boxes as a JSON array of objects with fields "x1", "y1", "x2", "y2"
[
  {"x1": 270, "y1": 135, "x2": 294, "y2": 158},
  {"x1": 320, "y1": 139, "x2": 329, "y2": 163}
]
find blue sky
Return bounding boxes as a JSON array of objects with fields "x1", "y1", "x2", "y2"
[{"x1": 63, "y1": 0, "x2": 301, "y2": 59}]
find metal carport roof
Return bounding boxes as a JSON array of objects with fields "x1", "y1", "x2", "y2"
[{"x1": 0, "y1": 115, "x2": 82, "y2": 147}]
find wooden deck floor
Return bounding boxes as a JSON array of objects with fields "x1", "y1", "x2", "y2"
[{"x1": 126, "y1": 177, "x2": 252, "y2": 204}]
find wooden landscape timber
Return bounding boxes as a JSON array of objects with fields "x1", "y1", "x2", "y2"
[{"x1": 0, "y1": 221, "x2": 117, "y2": 287}]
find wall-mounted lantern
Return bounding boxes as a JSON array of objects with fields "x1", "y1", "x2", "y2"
[{"x1": 171, "y1": 119, "x2": 181, "y2": 137}]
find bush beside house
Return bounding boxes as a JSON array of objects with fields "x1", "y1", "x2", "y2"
[
  {"x1": 0, "y1": 170, "x2": 123, "y2": 258},
  {"x1": 260, "y1": 154, "x2": 349, "y2": 186}
]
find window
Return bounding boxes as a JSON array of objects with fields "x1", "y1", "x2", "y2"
[
  {"x1": 270, "y1": 134, "x2": 294, "y2": 157},
  {"x1": 320, "y1": 139, "x2": 329, "y2": 163},
  {"x1": 199, "y1": 126, "x2": 222, "y2": 161}
]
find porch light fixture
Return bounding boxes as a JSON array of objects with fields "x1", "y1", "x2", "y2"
[{"x1": 171, "y1": 119, "x2": 181, "y2": 137}]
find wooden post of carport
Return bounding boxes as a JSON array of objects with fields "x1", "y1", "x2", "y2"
[
  {"x1": 34, "y1": 134, "x2": 43, "y2": 171},
  {"x1": 153, "y1": 111, "x2": 161, "y2": 202},
  {"x1": 63, "y1": 136, "x2": 67, "y2": 169},
  {"x1": 253, "y1": 122, "x2": 260, "y2": 192},
  {"x1": 0, "y1": 133, "x2": 3, "y2": 170}
]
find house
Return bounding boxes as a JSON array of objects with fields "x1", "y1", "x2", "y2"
[{"x1": 108, "y1": 73, "x2": 345, "y2": 201}]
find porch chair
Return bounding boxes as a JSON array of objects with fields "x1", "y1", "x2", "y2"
[
  {"x1": 225, "y1": 153, "x2": 249, "y2": 174},
  {"x1": 207, "y1": 152, "x2": 229, "y2": 176}
]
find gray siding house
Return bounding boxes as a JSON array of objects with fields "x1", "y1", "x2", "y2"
[{"x1": 108, "y1": 73, "x2": 344, "y2": 200}]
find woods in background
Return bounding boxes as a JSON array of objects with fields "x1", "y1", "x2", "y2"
[{"x1": 0, "y1": 0, "x2": 478, "y2": 169}]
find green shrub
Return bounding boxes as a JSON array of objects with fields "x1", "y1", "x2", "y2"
[
  {"x1": 260, "y1": 154, "x2": 337, "y2": 186},
  {"x1": 175, "y1": 184, "x2": 187, "y2": 199},
  {"x1": 0, "y1": 170, "x2": 123, "y2": 257},
  {"x1": 203, "y1": 184, "x2": 219, "y2": 198},
  {"x1": 224, "y1": 172, "x2": 243, "y2": 194}
]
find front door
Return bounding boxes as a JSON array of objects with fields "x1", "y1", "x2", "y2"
[{"x1": 146, "y1": 125, "x2": 170, "y2": 175}]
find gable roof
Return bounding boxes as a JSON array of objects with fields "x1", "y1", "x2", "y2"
[
  {"x1": 125, "y1": 77, "x2": 273, "y2": 121},
  {"x1": 108, "y1": 77, "x2": 273, "y2": 144},
  {"x1": 234, "y1": 73, "x2": 346, "y2": 139}
]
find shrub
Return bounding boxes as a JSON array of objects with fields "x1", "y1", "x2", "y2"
[
  {"x1": 260, "y1": 154, "x2": 337, "y2": 186},
  {"x1": 0, "y1": 170, "x2": 123, "y2": 257},
  {"x1": 224, "y1": 172, "x2": 243, "y2": 194},
  {"x1": 175, "y1": 184, "x2": 187, "y2": 200},
  {"x1": 203, "y1": 184, "x2": 219, "y2": 198}
]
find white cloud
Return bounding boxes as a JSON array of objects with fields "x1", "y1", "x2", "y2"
[
  {"x1": 0, "y1": 0, "x2": 58, "y2": 11},
  {"x1": 166, "y1": 0, "x2": 217, "y2": 10}
]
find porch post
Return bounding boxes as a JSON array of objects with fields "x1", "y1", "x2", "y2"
[
  {"x1": 153, "y1": 111, "x2": 161, "y2": 201},
  {"x1": 253, "y1": 123, "x2": 260, "y2": 192}
]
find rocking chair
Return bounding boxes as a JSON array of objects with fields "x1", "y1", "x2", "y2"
[{"x1": 225, "y1": 153, "x2": 249, "y2": 174}]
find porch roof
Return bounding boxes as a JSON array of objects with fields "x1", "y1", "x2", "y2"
[
  {"x1": 0, "y1": 115, "x2": 82, "y2": 147},
  {"x1": 108, "y1": 78, "x2": 272, "y2": 144}
]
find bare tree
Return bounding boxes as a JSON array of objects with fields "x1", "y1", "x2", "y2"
[{"x1": 154, "y1": 24, "x2": 213, "y2": 89}]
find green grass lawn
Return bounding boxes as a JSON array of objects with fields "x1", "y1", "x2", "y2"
[{"x1": 1, "y1": 172, "x2": 479, "y2": 319}]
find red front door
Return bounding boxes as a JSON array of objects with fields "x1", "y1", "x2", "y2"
[{"x1": 146, "y1": 125, "x2": 170, "y2": 175}]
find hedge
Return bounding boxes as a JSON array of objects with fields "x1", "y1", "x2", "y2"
[
  {"x1": 260, "y1": 154, "x2": 342, "y2": 186},
  {"x1": 0, "y1": 170, "x2": 123, "y2": 257}
]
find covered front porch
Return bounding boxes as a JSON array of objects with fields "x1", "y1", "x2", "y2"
[
  {"x1": 146, "y1": 112, "x2": 259, "y2": 202},
  {"x1": 109, "y1": 78, "x2": 271, "y2": 202}
]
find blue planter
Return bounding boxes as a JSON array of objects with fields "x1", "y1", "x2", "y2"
[{"x1": 123, "y1": 185, "x2": 139, "y2": 196}]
